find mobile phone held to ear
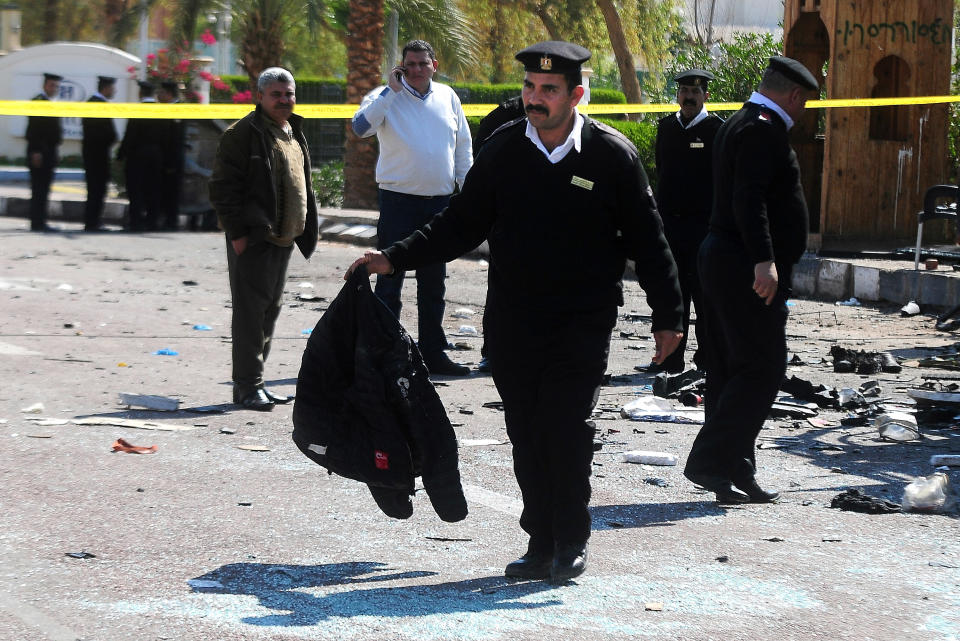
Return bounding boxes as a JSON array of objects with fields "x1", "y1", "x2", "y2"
[{"x1": 395, "y1": 67, "x2": 404, "y2": 81}]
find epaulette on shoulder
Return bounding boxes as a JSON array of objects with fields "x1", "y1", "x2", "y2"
[
  {"x1": 488, "y1": 116, "x2": 525, "y2": 139},
  {"x1": 755, "y1": 107, "x2": 775, "y2": 125}
]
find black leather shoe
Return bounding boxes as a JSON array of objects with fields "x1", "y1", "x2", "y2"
[
  {"x1": 505, "y1": 550, "x2": 552, "y2": 580},
  {"x1": 732, "y1": 477, "x2": 781, "y2": 503},
  {"x1": 634, "y1": 360, "x2": 684, "y2": 375},
  {"x1": 685, "y1": 472, "x2": 750, "y2": 504},
  {"x1": 879, "y1": 352, "x2": 902, "y2": 373},
  {"x1": 551, "y1": 543, "x2": 588, "y2": 583},
  {"x1": 476, "y1": 357, "x2": 492, "y2": 373},
  {"x1": 262, "y1": 388, "x2": 293, "y2": 404},
  {"x1": 424, "y1": 353, "x2": 470, "y2": 377},
  {"x1": 236, "y1": 388, "x2": 274, "y2": 411}
]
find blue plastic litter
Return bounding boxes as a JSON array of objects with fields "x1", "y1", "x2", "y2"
[
  {"x1": 153, "y1": 348, "x2": 179, "y2": 356},
  {"x1": 192, "y1": 324, "x2": 212, "y2": 331},
  {"x1": 301, "y1": 328, "x2": 312, "y2": 335}
]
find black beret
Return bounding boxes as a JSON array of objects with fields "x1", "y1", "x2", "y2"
[
  {"x1": 674, "y1": 68, "x2": 714, "y2": 87},
  {"x1": 97, "y1": 75, "x2": 117, "y2": 85},
  {"x1": 137, "y1": 80, "x2": 155, "y2": 90},
  {"x1": 43, "y1": 73, "x2": 63, "y2": 82},
  {"x1": 160, "y1": 81, "x2": 180, "y2": 93},
  {"x1": 767, "y1": 56, "x2": 818, "y2": 91},
  {"x1": 515, "y1": 41, "x2": 591, "y2": 74}
]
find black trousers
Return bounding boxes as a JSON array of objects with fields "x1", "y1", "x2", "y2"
[
  {"x1": 161, "y1": 168, "x2": 182, "y2": 230},
  {"x1": 83, "y1": 149, "x2": 110, "y2": 229},
  {"x1": 29, "y1": 161, "x2": 55, "y2": 230},
  {"x1": 662, "y1": 215, "x2": 708, "y2": 371},
  {"x1": 226, "y1": 238, "x2": 293, "y2": 395},
  {"x1": 685, "y1": 233, "x2": 788, "y2": 482},
  {"x1": 125, "y1": 149, "x2": 162, "y2": 231},
  {"x1": 487, "y1": 303, "x2": 616, "y2": 549}
]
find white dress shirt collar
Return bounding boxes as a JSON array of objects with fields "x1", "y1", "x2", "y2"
[
  {"x1": 525, "y1": 108, "x2": 583, "y2": 164},
  {"x1": 748, "y1": 91, "x2": 793, "y2": 130}
]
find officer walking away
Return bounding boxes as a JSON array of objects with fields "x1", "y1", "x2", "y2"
[
  {"x1": 351, "y1": 39, "x2": 473, "y2": 377},
  {"x1": 81, "y1": 75, "x2": 118, "y2": 232},
  {"x1": 638, "y1": 69, "x2": 722, "y2": 374},
  {"x1": 26, "y1": 72, "x2": 63, "y2": 232},
  {"x1": 158, "y1": 81, "x2": 185, "y2": 231},
  {"x1": 210, "y1": 67, "x2": 319, "y2": 411},
  {"x1": 347, "y1": 41, "x2": 683, "y2": 582},
  {"x1": 683, "y1": 56, "x2": 817, "y2": 504},
  {"x1": 117, "y1": 81, "x2": 164, "y2": 231}
]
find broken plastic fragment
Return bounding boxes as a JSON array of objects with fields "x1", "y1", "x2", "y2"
[
  {"x1": 192, "y1": 324, "x2": 212, "y2": 331},
  {"x1": 20, "y1": 402, "x2": 44, "y2": 414},
  {"x1": 152, "y1": 348, "x2": 178, "y2": 356}
]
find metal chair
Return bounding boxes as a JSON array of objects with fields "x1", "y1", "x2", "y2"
[{"x1": 914, "y1": 184, "x2": 958, "y2": 269}]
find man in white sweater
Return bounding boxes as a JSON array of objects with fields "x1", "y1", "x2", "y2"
[{"x1": 352, "y1": 39, "x2": 473, "y2": 376}]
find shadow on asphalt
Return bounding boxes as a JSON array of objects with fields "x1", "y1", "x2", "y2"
[
  {"x1": 590, "y1": 501, "x2": 725, "y2": 530},
  {"x1": 189, "y1": 562, "x2": 559, "y2": 626}
]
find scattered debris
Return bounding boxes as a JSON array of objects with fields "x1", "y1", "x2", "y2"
[
  {"x1": 902, "y1": 473, "x2": 955, "y2": 513},
  {"x1": 482, "y1": 401, "x2": 504, "y2": 411},
  {"x1": 25, "y1": 433, "x2": 53, "y2": 438},
  {"x1": 762, "y1": 537, "x2": 785, "y2": 542},
  {"x1": 459, "y1": 325, "x2": 478, "y2": 335},
  {"x1": 622, "y1": 450, "x2": 678, "y2": 466},
  {"x1": 118, "y1": 393, "x2": 180, "y2": 412},
  {"x1": 111, "y1": 438, "x2": 158, "y2": 454},
  {"x1": 901, "y1": 301, "x2": 921, "y2": 316},
  {"x1": 930, "y1": 454, "x2": 960, "y2": 466},
  {"x1": 715, "y1": 555, "x2": 729, "y2": 563},
  {"x1": 643, "y1": 477, "x2": 668, "y2": 487},
  {"x1": 20, "y1": 402, "x2": 44, "y2": 414},
  {"x1": 237, "y1": 444, "x2": 270, "y2": 452},
  {"x1": 74, "y1": 417, "x2": 194, "y2": 431},
  {"x1": 835, "y1": 297, "x2": 861, "y2": 306},
  {"x1": 182, "y1": 280, "x2": 198, "y2": 286},
  {"x1": 65, "y1": 552, "x2": 96, "y2": 559},
  {"x1": 644, "y1": 603, "x2": 664, "y2": 612},
  {"x1": 830, "y1": 488, "x2": 901, "y2": 514},
  {"x1": 192, "y1": 324, "x2": 212, "y2": 331},
  {"x1": 452, "y1": 308, "x2": 476, "y2": 318},
  {"x1": 220, "y1": 427, "x2": 237, "y2": 435},
  {"x1": 425, "y1": 536, "x2": 473, "y2": 542},
  {"x1": 830, "y1": 346, "x2": 901, "y2": 374},
  {"x1": 875, "y1": 412, "x2": 921, "y2": 442},
  {"x1": 460, "y1": 439, "x2": 505, "y2": 447},
  {"x1": 187, "y1": 579, "x2": 224, "y2": 589},
  {"x1": 621, "y1": 396, "x2": 704, "y2": 424},
  {"x1": 152, "y1": 348, "x2": 178, "y2": 356}
]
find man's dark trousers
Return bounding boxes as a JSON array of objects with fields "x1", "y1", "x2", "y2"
[
  {"x1": 29, "y1": 161, "x2": 55, "y2": 230},
  {"x1": 374, "y1": 189, "x2": 450, "y2": 359},
  {"x1": 685, "y1": 233, "x2": 788, "y2": 483},
  {"x1": 661, "y1": 214, "x2": 708, "y2": 372},
  {"x1": 83, "y1": 148, "x2": 110, "y2": 229},
  {"x1": 487, "y1": 304, "x2": 617, "y2": 549},
  {"x1": 226, "y1": 238, "x2": 293, "y2": 396}
]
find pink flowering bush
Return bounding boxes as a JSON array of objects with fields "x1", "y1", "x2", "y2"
[
  {"x1": 200, "y1": 29, "x2": 217, "y2": 46},
  {"x1": 131, "y1": 45, "x2": 227, "y2": 103}
]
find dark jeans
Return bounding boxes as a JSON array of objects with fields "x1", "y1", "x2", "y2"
[
  {"x1": 226, "y1": 237, "x2": 293, "y2": 395},
  {"x1": 487, "y1": 304, "x2": 617, "y2": 548},
  {"x1": 685, "y1": 233, "x2": 788, "y2": 482},
  {"x1": 29, "y1": 163, "x2": 54, "y2": 229},
  {"x1": 374, "y1": 188, "x2": 450, "y2": 359}
]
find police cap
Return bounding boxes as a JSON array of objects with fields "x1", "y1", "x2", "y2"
[
  {"x1": 43, "y1": 73, "x2": 63, "y2": 82},
  {"x1": 674, "y1": 68, "x2": 714, "y2": 89},
  {"x1": 160, "y1": 80, "x2": 180, "y2": 93},
  {"x1": 515, "y1": 41, "x2": 591, "y2": 74},
  {"x1": 767, "y1": 56, "x2": 818, "y2": 91},
  {"x1": 97, "y1": 75, "x2": 117, "y2": 85}
]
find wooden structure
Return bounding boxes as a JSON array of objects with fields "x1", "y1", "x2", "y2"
[{"x1": 783, "y1": 0, "x2": 953, "y2": 247}]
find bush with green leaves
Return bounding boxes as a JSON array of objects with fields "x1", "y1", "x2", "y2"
[{"x1": 313, "y1": 161, "x2": 345, "y2": 209}]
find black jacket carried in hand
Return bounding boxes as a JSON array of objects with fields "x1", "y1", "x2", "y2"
[{"x1": 292, "y1": 266, "x2": 468, "y2": 522}]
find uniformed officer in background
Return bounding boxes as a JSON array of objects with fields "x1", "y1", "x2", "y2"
[
  {"x1": 81, "y1": 75, "x2": 118, "y2": 232},
  {"x1": 683, "y1": 56, "x2": 818, "y2": 505},
  {"x1": 638, "y1": 69, "x2": 723, "y2": 375},
  {"x1": 158, "y1": 81, "x2": 185, "y2": 230},
  {"x1": 26, "y1": 72, "x2": 63, "y2": 232},
  {"x1": 117, "y1": 81, "x2": 164, "y2": 231},
  {"x1": 347, "y1": 41, "x2": 683, "y2": 583}
]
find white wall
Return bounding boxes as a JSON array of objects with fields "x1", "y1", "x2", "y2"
[
  {"x1": 0, "y1": 43, "x2": 140, "y2": 160},
  {"x1": 681, "y1": 0, "x2": 785, "y2": 40}
]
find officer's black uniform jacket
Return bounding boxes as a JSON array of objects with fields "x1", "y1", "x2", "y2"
[
  {"x1": 709, "y1": 101, "x2": 808, "y2": 286},
  {"x1": 292, "y1": 266, "x2": 468, "y2": 523},
  {"x1": 655, "y1": 112, "x2": 722, "y2": 220},
  {"x1": 81, "y1": 94, "x2": 117, "y2": 153},
  {"x1": 384, "y1": 116, "x2": 683, "y2": 334},
  {"x1": 25, "y1": 93, "x2": 61, "y2": 166}
]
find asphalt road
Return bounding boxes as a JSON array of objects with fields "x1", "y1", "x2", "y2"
[{"x1": 0, "y1": 220, "x2": 958, "y2": 641}]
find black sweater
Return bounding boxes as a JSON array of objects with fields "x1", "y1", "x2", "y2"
[
  {"x1": 655, "y1": 112, "x2": 722, "y2": 220},
  {"x1": 384, "y1": 116, "x2": 683, "y2": 333}
]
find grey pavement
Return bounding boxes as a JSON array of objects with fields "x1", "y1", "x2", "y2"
[
  {"x1": 2, "y1": 170, "x2": 959, "y2": 309},
  {"x1": 0, "y1": 221, "x2": 958, "y2": 641}
]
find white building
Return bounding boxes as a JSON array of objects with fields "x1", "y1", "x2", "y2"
[{"x1": 681, "y1": 0, "x2": 785, "y2": 42}]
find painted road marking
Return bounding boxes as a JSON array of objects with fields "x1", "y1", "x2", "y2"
[
  {"x1": 0, "y1": 593, "x2": 83, "y2": 641},
  {"x1": 462, "y1": 483, "x2": 522, "y2": 518}
]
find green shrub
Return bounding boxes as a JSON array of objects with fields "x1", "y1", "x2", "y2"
[
  {"x1": 595, "y1": 117, "x2": 659, "y2": 190},
  {"x1": 313, "y1": 160, "x2": 344, "y2": 209}
]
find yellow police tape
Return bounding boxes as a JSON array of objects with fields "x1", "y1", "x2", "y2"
[{"x1": 1, "y1": 95, "x2": 958, "y2": 119}]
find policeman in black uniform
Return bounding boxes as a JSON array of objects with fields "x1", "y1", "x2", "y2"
[
  {"x1": 81, "y1": 76, "x2": 118, "y2": 232},
  {"x1": 117, "y1": 81, "x2": 164, "y2": 231},
  {"x1": 25, "y1": 73, "x2": 63, "y2": 232},
  {"x1": 158, "y1": 81, "x2": 185, "y2": 230},
  {"x1": 639, "y1": 69, "x2": 722, "y2": 374},
  {"x1": 683, "y1": 56, "x2": 817, "y2": 504},
  {"x1": 348, "y1": 41, "x2": 683, "y2": 583}
]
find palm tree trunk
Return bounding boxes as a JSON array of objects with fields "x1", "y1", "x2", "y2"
[
  {"x1": 596, "y1": 0, "x2": 642, "y2": 107},
  {"x1": 343, "y1": 0, "x2": 384, "y2": 210},
  {"x1": 43, "y1": 0, "x2": 59, "y2": 42}
]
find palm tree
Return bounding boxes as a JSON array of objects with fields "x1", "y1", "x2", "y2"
[{"x1": 343, "y1": 0, "x2": 384, "y2": 209}]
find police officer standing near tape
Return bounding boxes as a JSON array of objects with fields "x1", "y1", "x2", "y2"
[
  {"x1": 26, "y1": 72, "x2": 63, "y2": 232},
  {"x1": 683, "y1": 56, "x2": 818, "y2": 504},
  {"x1": 638, "y1": 69, "x2": 722, "y2": 375},
  {"x1": 81, "y1": 75, "x2": 118, "y2": 232},
  {"x1": 348, "y1": 41, "x2": 683, "y2": 583}
]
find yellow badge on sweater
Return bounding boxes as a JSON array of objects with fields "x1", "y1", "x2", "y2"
[{"x1": 571, "y1": 175, "x2": 594, "y2": 190}]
